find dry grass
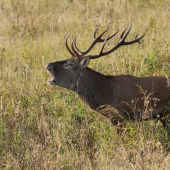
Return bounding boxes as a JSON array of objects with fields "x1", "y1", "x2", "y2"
[{"x1": 1, "y1": 0, "x2": 170, "y2": 169}]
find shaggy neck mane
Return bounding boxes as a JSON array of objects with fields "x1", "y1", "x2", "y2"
[{"x1": 72, "y1": 67, "x2": 115, "y2": 110}]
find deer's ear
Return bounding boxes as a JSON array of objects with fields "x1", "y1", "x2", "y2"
[{"x1": 79, "y1": 57, "x2": 90, "y2": 68}]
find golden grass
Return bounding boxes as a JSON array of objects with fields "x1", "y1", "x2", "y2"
[{"x1": 1, "y1": 0, "x2": 170, "y2": 169}]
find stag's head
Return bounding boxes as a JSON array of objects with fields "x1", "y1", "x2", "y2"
[
  {"x1": 47, "y1": 24, "x2": 145, "y2": 89},
  {"x1": 46, "y1": 57, "x2": 90, "y2": 89}
]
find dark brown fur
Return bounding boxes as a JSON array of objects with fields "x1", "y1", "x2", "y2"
[{"x1": 47, "y1": 60, "x2": 170, "y2": 126}]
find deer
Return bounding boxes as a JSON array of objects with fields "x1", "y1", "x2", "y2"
[{"x1": 46, "y1": 24, "x2": 170, "y2": 128}]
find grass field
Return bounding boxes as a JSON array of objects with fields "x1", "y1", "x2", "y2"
[{"x1": 1, "y1": 0, "x2": 170, "y2": 169}]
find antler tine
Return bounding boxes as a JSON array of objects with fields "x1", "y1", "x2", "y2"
[
  {"x1": 119, "y1": 27, "x2": 127, "y2": 39},
  {"x1": 93, "y1": 23, "x2": 102, "y2": 39},
  {"x1": 121, "y1": 24, "x2": 132, "y2": 41},
  {"x1": 93, "y1": 24, "x2": 111, "y2": 42},
  {"x1": 89, "y1": 36, "x2": 108, "y2": 59},
  {"x1": 124, "y1": 33, "x2": 145, "y2": 45},
  {"x1": 106, "y1": 29, "x2": 119, "y2": 41},
  {"x1": 98, "y1": 35, "x2": 108, "y2": 56},
  {"x1": 93, "y1": 23, "x2": 119, "y2": 42},
  {"x1": 72, "y1": 24, "x2": 119, "y2": 57},
  {"x1": 134, "y1": 33, "x2": 138, "y2": 39},
  {"x1": 65, "y1": 34, "x2": 75, "y2": 57},
  {"x1": 89, "y1": 24, "x2": 145, "y2": 59},
  {"x1": 73, "y1": 35, "x2": 83, "y2": 54},
  {"x1": 71, "y1": 35, "x2": 81, "y2": 57}
]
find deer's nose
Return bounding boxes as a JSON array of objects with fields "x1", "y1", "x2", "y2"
[{"x1": 46, "y1": 64, "x2": 51, "y2": 70}]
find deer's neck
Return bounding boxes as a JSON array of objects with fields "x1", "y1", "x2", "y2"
[{"x1": 72, "y1": 67, "x2": 115, "y2": 110}]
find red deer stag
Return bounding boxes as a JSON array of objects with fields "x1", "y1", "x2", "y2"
[{"x1": 47, "y1": 24, "x2": 170, "y2": 127}]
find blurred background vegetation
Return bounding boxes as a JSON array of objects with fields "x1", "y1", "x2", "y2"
[{"x1": 1, "y1": 0, "x2": 170, "y2": 169}]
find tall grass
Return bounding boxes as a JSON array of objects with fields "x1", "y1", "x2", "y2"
[{"x1": 1, "y1": 0, "x2": 170, "y2": 169}]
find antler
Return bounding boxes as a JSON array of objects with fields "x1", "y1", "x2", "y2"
[
  {"x1": 89, "y1": 24, "x2": 145, "y2": 59},
  {"x1": 73, "y1": 23, "x2": 119, "y2": 57},
  {"x1": 65, "y1": 34, "x2": 75, "y2": 57},
  {"x1": 65, "y1": 24, "x2": 145, "y2": 60}
]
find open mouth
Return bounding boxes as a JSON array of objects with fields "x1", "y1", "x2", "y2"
[{"x1": 47, "y1": 71, "x2": 56, "y2": 85}]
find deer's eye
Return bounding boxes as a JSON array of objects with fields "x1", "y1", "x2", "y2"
[{"x1": 69, "y1": 63, "x2": 73, "y2": 66}]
